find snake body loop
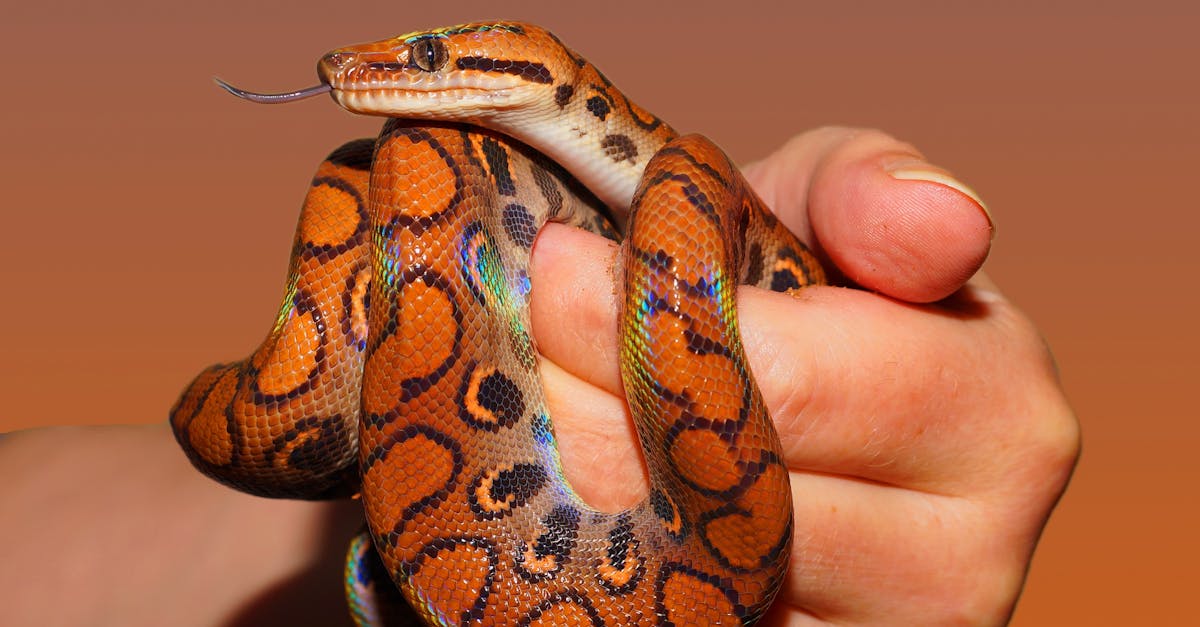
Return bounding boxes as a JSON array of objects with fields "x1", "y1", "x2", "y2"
[{"x1": 171, "y1": 21, "x2": 825, "y2": 626}]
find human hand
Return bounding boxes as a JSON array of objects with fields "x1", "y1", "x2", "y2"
[
  {"x1": 0, "y1": 128, "x2": 1078, "y2": 627},
  {"x1": 532, "y1": 127, "x2": 1079, "y2": 625}
]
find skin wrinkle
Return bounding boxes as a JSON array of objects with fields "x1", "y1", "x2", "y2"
[
  {"x1": 790, "y1": 478, "x2": 978, "y2": 623},
  {"x1": 746, "y1": 285, "x2": 997, "y2": 497}
]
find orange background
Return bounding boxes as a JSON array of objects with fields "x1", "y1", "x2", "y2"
[{"x1": 2, "y1": 1, "x2": 1195, "y2": 624}]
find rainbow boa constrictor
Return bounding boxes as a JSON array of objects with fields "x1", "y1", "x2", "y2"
[{"x1": 170, "y1": 21, "x2": 824, "y2": 626}]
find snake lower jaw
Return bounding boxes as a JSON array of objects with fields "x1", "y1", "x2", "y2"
[{"x1": 330, "y1": 86, "x2": 526, "y2": 119}]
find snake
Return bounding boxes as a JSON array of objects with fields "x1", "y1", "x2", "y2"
[{"x1": 169, "y1": 21, "x2": 825, "y2": 626}]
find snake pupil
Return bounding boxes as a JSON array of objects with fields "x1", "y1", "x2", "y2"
[{"x1": 411, "y1": 37, "x2": 449, "y2": 72}]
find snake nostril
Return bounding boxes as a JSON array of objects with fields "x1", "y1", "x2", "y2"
[
  {"x1": 317, "y1": 52, "x2": 358, "y2": 85},
  {"x1": 323, "y1": 52, "x2": 358, "y2": 71}
]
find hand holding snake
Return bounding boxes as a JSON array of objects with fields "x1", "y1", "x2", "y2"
[
  {"x1": 0, "y1": 99, "x2": 1079, "y2": 627},
  {"x1": 156, "y1": 21, "x2": 1077, "y2": 626}
]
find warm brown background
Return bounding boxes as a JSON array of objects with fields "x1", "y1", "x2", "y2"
[{"x1": 2, "y1": 0, "x2": 1195, "y2": 624}]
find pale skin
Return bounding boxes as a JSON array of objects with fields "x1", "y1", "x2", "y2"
[{"x1": 0, "y1": 127, "x2": 1079, "y2": 626}]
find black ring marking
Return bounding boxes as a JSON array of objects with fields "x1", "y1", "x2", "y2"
[
  {"x1": 468, "y1": 462, "x2": 549, "y2": 520},
  {"x1": 267, "y1": 414, "x2": 352, "y2": 474},
  {"x1": 339, "y1": 260, "x2": 371, "y2": 351},
  {"x1": 376, "y1": 122, "x2": 468, "y2": 236},
  {"x1": 585, "y1": 95, "x2": 611, "y2": 121},
  {"x1": 458, "y1": 361, "x2": 527, "y2": 431},
  {"x1": 459, "y1": 221, "x2": 506, "y2": 307},
  {"x1": 596, "y1": 515, "x2": 645, "y2": 595},
  {"x1": 514, "y1": 504, "x2": 581, "y2": 582},
  {"x1": 384, "y1": 265, "x2": 464, "y2": 404},
  {"x1": 769, "y1": 245, "x2": 818, "y2": 291},
  {"x1": 653, "y1": 145, "x2": 732, "y2": 188}
]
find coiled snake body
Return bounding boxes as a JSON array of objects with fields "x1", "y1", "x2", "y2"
[{"x1": 170, "y1": 21, "x2": 824, "y2": 626}]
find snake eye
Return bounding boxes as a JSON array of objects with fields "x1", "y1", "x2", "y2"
[{"x1": 411, "y1": 37, "x2": 449, "y2": 72}]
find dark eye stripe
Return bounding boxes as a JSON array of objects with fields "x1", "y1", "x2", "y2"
[
  {"x1": 455, "y1": 57, "x2": 553, "y2": 84},
  {"x1": 366, "y1": 62, "x2": 405, "y2": 72}
]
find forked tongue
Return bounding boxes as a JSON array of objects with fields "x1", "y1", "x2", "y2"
[{"x1": 213, "y1": 77, "x2": 331, "y2": 104}]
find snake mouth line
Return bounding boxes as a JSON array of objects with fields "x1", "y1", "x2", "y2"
[{"x1": 215, "y1": 77, "x2": 514, "y2": 108}]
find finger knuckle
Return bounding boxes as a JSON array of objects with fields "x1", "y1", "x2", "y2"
[{"x1": 986, "y1": 301, "x2": 1082, "y2": 471}]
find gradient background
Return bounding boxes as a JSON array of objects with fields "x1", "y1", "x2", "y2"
[{"x1": 2, "y1": 0, "x2": 1194, "y2": 623}]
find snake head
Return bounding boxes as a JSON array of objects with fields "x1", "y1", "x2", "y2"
[{"x1": 316, "y1": 21, "x2": 574, "y2": 121}]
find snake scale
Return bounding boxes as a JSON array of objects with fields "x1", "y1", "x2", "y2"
[{"x1": 169, "y1": 21, "x2": 825, "y2": 626}]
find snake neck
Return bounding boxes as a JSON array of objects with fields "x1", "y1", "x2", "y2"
[
  {"x1": 320, "y1": 21, "x2": 679, "y2": 220},
  {"x1": 500, "y1": 50, "x2": 680, "y2": 219}
]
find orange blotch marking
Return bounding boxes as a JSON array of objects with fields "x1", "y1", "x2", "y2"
[
  {"x1": 187, "y1": 366, "x2": 240, "y2": 466},
  {"x1": 670, "y1": 429, "x2": 741, "y2": 493},
  {"x1": 630, "y1": 179, "x2": 722, "y2": 257},
  {"x1": 374, "y1": 140, "x2": 455, "y2": 219},
  {"x1": 257, "y1": 309, "x2": 320, "y2": 396},
  {"x1": 362, "y1": 279, "x2": 455, "y2": 415},
  {"x1": 634, "y1": 310, "x2": 690, "y2": 392},
  {"x1": 407, "y1": 541, "x2": 491, "y2": 624},
  {"x1": 704, "y1": 462, "x2": 791, "y2": 570},
  {"x1": 685, "y1": 371, "x2": 744, "y2": 425},
  {"x1": 300, "y1": 183, "x2": 360, "y2": 247},
  {"x1": 361, "y1": 337, "x2": 402, "y2": 416},
  {"x1": 633, "y1": 308, "x2": 742, "y2": 425},
  {"x1": 350, "y1": 267, "x2": 371, "y2": 343},
  {"x1": 660, "y1": 569, "x2": 738, "y2": 625},
  {"x1": 397, "y1": 279, "x2": 456, "y2": 379},
  {"x1": 362, "y1": 432, "x2": 456, "y2": 531}
]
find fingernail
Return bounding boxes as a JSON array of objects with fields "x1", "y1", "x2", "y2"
[{"x1": 885, "y1": 159, "x2": 993, "y2": 229}]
